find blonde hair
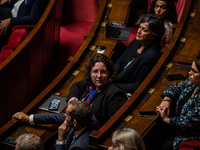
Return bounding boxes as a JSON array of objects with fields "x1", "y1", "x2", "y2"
[{"x1": 111, "y1": 128, "x2": 146, "y2": 150}]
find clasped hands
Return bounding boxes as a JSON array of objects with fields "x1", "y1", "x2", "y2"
[{"x1": 156, "y1": 100, "x2": 170, "y2": 124}]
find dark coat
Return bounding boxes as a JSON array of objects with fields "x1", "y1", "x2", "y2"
[
  {"x1": 33, "y1": 113, "x2": 99, "y2": 150},
  {"x1": 115, "y1": 38, "x2": 162, "y2": 93},
  {"x1": 67, "y1": 80, "x2": 127, "y2": 125}
]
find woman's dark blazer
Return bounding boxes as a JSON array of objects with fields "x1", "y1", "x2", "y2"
[
  {"x1": 115, "y1": 38, "x2": 162, "y2": 93},
  {"x1": 67, "y1": 80, "x2": 127, "y2": 126}
]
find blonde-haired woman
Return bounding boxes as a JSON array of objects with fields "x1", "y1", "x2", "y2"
[{"x1": 108, "y1": 128, "x2": 146, "y2": 150}]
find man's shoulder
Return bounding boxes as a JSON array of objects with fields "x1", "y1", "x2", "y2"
[{"x1": 70, "y1": 131, "x2": 90, "y2": 150}]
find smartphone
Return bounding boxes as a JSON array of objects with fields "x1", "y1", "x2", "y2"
[
  {"x1": 48, "y1": 99, "x2": 60, "y2": 111},
  {"x1": 176, "y1": 61, "x2": 192, "y2": 66},
  {"x1": 138, "y1": 111, "x2": 158, "y2": 117},
  {"x1": 165, "y1": 74, "x2": 185, "y2": 81}
]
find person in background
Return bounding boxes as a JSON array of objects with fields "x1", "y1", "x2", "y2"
[
  {"x1": 0, "y1": 0, "x2": 48, "y2": 49},
  {"x1": 108, "y1": 128, "x2": 146, "y2": 150},
  {"x1": 15, "y1": 134, "x2": 44, "y2": 150},
  {"x1": 67, "y1": 54, "x2": 127, "y2": 126},
  {"x1": 115, "y1": 14, "x2": 165, "y2": 94},
  {"x1": 156, "y1": 56, "x2": 200, "y2": 150},
  {"x1": 149, "y1": 0, "x2": 177, "y2": 47},
  {"x1": 13, "y1": 100, "x2": 99, "y2": 150}
]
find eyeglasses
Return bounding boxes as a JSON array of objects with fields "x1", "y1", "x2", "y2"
[
  {"x1": 154, "y1": 4, "x2": 167, "y2": 10},
  {"x1": 190, "y1": 68, "x2": 200, "y2": 74}
]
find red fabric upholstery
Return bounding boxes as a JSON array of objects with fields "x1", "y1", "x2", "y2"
[
  {"x1": 59, "y1": 22, "x2": 92, "y2": 56},
  {"x1": 0, "y1": 48, "x2": 13, "y2": 64},
  {"x1": 0, "y1": 25, "x2": 34, "y2": 64},
  {"x1": 8, "y1": 28, "x2": 27, "y2": 44},
  {"x1": 179, "y1": 140, "x2": 200, "y2": 150},
  {"x1": 174, "y1": 0, "x2": 186, "y2": 22},
  {"x1": 59, "y1": 0, "x2": 98, "y2": 58},
  {"x1": 1, "y1": 43, "x2": 20, "y2": 50},
  {"x1": 180, "y1": 148, "x2": 194, "y2": 150}
]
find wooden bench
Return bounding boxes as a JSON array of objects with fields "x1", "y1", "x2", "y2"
[{"x1": 0, "y1": 0, "x2": 132, "y2": 149}]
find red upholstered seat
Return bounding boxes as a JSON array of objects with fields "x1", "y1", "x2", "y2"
[
  {"x1": 0, "y1": 25, "x2": 34, "y2": 64},
  {"x1": 59, "y1": 22, "x2": 93, "y2": 56},
  {"x1": 180, "y1": 148, "x2": 195, "y2": 150},
  {"x1": 59, "y1": 0, "x2": 98, "y2": 57},
  {"x1": 8, "y1": 28, "x2": 27, "y2": 44},
  {"x1": 179, "y1": 140, "x2": 200, "y2": 150},
  {"x1": 0, "y1": 48, "x2": 13, "y2": 64}
]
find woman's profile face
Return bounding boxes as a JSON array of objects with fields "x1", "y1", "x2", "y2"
[
  {"x1": 90, "y1": 62, "x2": 109, "y2": 90},
  {"x1": 136, "y1": 22, "x2": 154, "y2": 43},
  {"x1": 188, "y1": 61, "x2": 200, "y2": 86},
  {"x1": 154, "y1": 0, "x2": 168, "y2": 19}
]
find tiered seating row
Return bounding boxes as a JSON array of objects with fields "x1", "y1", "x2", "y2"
[
  {"x1": 89, "y1": 0, "x2": 192, "y2": 149},
  {"x1": 0, "y1": 25, "x2": 35, "y2": 64},
  {"x1": 0, "y1": 0, "x2": 192, "y2": 150},
  {"x1": 0, "y1": 0, "x2": 62, "y2": 128}
]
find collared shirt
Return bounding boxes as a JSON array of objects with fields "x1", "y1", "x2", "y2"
[
  {"x1": 11, "y1": 0, "x2": 25, "y2": 17},
  {"x1": 73, "y1": 127, "x2": 86, "y2": 140}
]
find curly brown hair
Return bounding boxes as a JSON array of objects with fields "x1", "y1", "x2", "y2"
[{"x1": 85, "y1": 54, "x2": 116, "y2": 83}]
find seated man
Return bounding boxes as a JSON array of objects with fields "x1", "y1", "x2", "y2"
[
  {"x1": 0, "y1": 0, "x2": 48, "y2": 49},
  {"x1": 13, "y1": 100, "x2": 100, "y2": 150}
]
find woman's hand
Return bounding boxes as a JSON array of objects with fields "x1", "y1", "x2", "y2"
[
  {"x1": 68, "y1": 97, "x2": 78, "y2": 103},
  {"x1": 156, "y1": 104, "x2": 170, "y2": 124},
  {"x1": 157, "y1": 100, "x2": 170, "y2": 115},
  {"x1": 156, "y1": 96, "x2": 171, "y2": 115}
]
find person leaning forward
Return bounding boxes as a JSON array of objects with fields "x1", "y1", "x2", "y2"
[{"x1": 13, "y1": 100, "x2": 100, "y2": 150}]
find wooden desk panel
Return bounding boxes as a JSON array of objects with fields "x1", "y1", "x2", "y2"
[
  {"x1": 0, "y1": 0, "x2": 132, "y2": 149},
  {"x1": 109, "y1": 0, "x2": 131, "y2": 24}
]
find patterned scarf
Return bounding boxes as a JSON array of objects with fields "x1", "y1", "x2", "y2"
[{"x1": 82, "y1": 79, "x2": 113, "y2": 105}]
